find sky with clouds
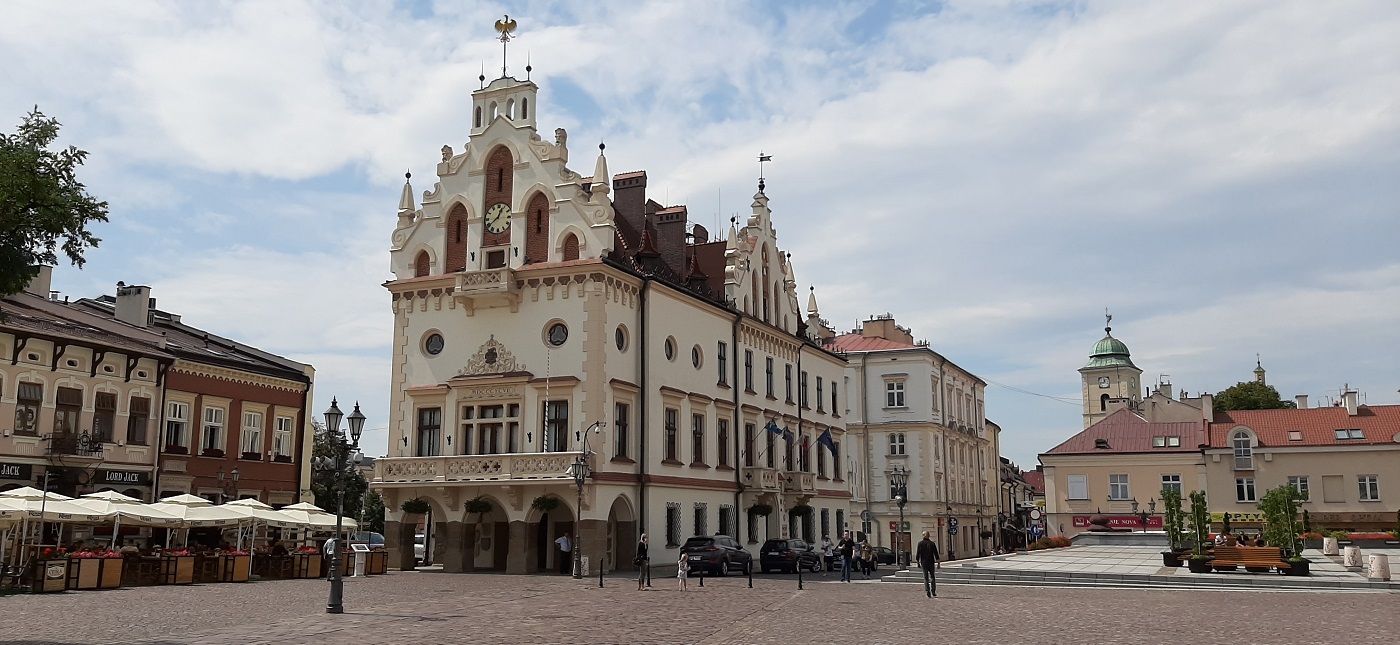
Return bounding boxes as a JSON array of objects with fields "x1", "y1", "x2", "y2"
[{"x1": 4, "y1": 0, "x2": 1397, "y2": 467}]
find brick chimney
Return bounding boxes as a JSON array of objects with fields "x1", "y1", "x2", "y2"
[
  {"x1": 115, "y1": 283, "x2": 153, "y2": 328},
  {"x1": 23, "y1": 266, "x2": 53, "y2": 297},
  {"x1": 861, "y1": 315, "x2": 914, "y2": 345},
  {"x1": 1200, "y1": 393, "x2": 1214, "y2": 422},
  {"x1": 612, "y1": 171, "x2": 648, "y2": 237},
  {"x1": 1294, "y1": 394, "x2": 1308, "y2": 409},
  {"x1": 1342, "y1": 390, "x2": 1359, "y2": 416}
]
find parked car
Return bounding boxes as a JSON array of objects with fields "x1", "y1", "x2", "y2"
[
  {"x1": 870, "y1": 546, "x2": 897, "y2": 566},
  {"x1": 680, "y1": 535, "x2": 752, "y2": 576},
  {"x1": 414, "y1": 534, "x2": 426, "y2": 563},
  {"x1": 351, "y1": 532, "x2": 385, "y2": 547},
  {"x1": 759, "y1": 538, "x2": 823, "y2": 573}
]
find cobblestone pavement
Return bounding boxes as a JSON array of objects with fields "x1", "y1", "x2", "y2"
[{"x1": 2, "y1": 572, "x2": 1397, "y2": 644}]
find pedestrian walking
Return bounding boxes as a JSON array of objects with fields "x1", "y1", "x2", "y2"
[
  {"x1": 858, "y1": 541, "x2": 872, "y2": 578},
  {"x1": 555, "y1": 532, "x2": 572, "y2": 575},
  {"x1": 915, "y1": 530, "x2": 940, "y2": 598},
  {"x1": 677, "y1": 551, "x2": 689, "y2": 591},
  {"x1": 635, "y1": 533, "x2": 650, "y2": 591},
  {"x1": 820, "y1": 536, "x2": 834, "y2": 575},
  {"x1": 837, "y1": 530, "x2": 856, "y2": 582}
]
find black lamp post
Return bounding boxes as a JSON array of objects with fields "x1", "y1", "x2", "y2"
[
  {"x1": 890, "y1": 466, "x2": 908, "y2": 568},
  {"x1": 568, "y1": 421, "x2": 604, "y2": 579},
  {"x1": 215, "y1": 466, "x2": 240, "y2": 503},
  {"x1": 1131, "y1": 497, "x2": 1156, "y2": 534},
  {"x1": 946, "y1": 505, "x2": 955, "y2": 560},
  {"x1": 314, "y1": 398, "x2": 365, "y2": 614}
]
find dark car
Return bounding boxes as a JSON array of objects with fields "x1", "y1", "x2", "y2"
[
  {"x1": 351, "y1": 532, "x2": 385, "y2": 547},
  {"x1": 681, "y1": 535, "x2": 752, "y2": 576},
  {"x1": 759, "y1": 538, "x2": 823, "y2": 573},
  {"x1": 870, "y1": 546, "x2": 897, "y2": 566}
]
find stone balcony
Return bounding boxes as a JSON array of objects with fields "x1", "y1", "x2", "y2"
[
  {"x1": 781, "y1": 471, "x2": 817, "y2": 494},
  {"x1": 453, "y1": 267, "x2": 518, "y2": 315},
  {"x1": 374, "y1": 451, "x2": 581, "y2": 485},
  {"x1": 742, "y1": 466, "x2": 781, "y2": 492}
]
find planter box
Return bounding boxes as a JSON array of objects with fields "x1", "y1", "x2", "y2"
[
  {"x1": 291, "y1": 553, "x2": 323, "y2": 578},
  {"x1": 201, "y1": 448, "x2": 225, "y2": 458},
  {"x1": 217, "y1": 555, "x2": 251, "y2": 582},
  {"x1": 66, "y1": 558, "x2": 124, "y2": 590},
  {"x1": 240, "y1": 452, "x2": 262, "y2": 461},
  {"x1": 1187, "y1": 558, "x2": 1213, "y2": 574},
  {"x1": 1284, "y1": 559, "x2": 1310, "y2": 576},
  {"x1": 366, "y1": 550, "x2": 388, "y2": 575},
  {"x1": 1302, "y1": 538, "x2": 1322, "y2": 550},
  {"x1": 272, "y1": 454, "x2": 293, "y2": 463},
  {"x1": 1346, "y1": 539, "x2": 1397, "y2": 549},
  {"x1": 163, "y1": 445, "x2": 189, "y2": 455},
  {"x1": 161, "y1": 555, "x2": 195, "y2": 585},
  {"x1": 32, "y1": 559, "x2": 69, "y2": 593}
]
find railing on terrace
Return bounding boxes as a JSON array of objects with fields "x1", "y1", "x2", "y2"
[{"x1": 375, "y1": 451, "x2": 582, "y2": 483}]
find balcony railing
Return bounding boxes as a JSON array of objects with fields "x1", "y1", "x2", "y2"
[
  {"x1": 742, "y1": 467, "x2": 781, "y2": 491},
  {"x1": 375, "y1": 451, "x2": 582, "y2": 484},
  {"x1": 1234, "y1": 456, "x2": 1253, "y2": 470},
  {"x1": 781, "y1": 471, "x2": 817, "y2": 494},
  {"x1": 46, "y1": 432, "x2": 105, "y2": 458}
]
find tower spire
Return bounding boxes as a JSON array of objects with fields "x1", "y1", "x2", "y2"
[{"x1": 1104, "y1": 308, "x2": 1113, "y2": 335}]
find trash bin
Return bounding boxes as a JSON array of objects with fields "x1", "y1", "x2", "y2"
[
  {"x1": 1367, "y1": 554, "x2": 1391, "y2": 582},
  {"x1": 1343, "y1": 545, "x2": 1363, "y2": 569}
]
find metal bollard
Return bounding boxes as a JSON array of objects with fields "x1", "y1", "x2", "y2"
[
  {"x1": 646, "y1": 562, "x2": 651, "y2": 587},
  {"x1": 748, "y1": 561, "x2": 753, "y2": 588},
  {"x1": 599, "y1": 559, "x2": 605, "y2": 588},
  {"x1": 798, "y1": 561, "x2": 804, "y2": 590},
  {"x1": 699, "y1": 568, "x2": 704, "y2": 587}
]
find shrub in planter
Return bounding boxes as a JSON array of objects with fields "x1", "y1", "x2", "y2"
[
  {"x1": 530, "y1": 496, "x2": 561, "y2": 512},
  {"x1": 1187, "y1": 556, "x2": 1213, "y2": 573},
  {"x1": 401, "y1": 498, "x2": 431, "y2": 515},
  {"x1": 464, "y1": 496, "x2": 493, "y2": 516},
  {"x1": 748, "y1": 503, "x2": 773, "y2": 517},
  {"x1": 1257, "y1": 484, "x2": 1304, "y2": 558},
  {"x1": 1160, "y1": 486, "x2": 1186, "y2": 566},
  {"x1": 1186, "y1": 490, "x2": 1212, "y2": 572}
]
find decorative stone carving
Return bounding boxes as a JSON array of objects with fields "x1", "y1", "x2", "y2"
[
  {"x1": 457, "y1": 335, "x2": 524, "y2": 376},
  {"x1": 422, "y1": 182, "x2": 442, "y2": 204},
  {"x1": 457, "y1": 385, "x2": 522, "y2": 400},
  {"x1": 441, "y1": 144, "x2": 454, "y2": 162}
]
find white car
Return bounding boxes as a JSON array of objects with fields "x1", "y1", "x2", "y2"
[{"x1": 414, "y1": 534, "x2": 426, "y2": 563}]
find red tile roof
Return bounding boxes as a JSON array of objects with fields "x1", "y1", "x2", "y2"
[
  {"x1": 1022, "y1": 470, "x2": 1045, "y2": 495},
  {"x1": 1208, "y1": 405, "x2": 1400, "y2": 448},
  {"x1": 1042, "y1": 409, "x2": 1206, "y2": 456},
  {"x1": 826, "y1": 333, "x2": 918, "y2": 352}
]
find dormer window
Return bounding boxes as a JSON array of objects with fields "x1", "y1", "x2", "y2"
[
  {"x1": 1093, "y1": 438, "x2": 1110, "y2": 449},
  {"x1": 1152, "y1": 436, "x2": 1165, "y2": 448}
]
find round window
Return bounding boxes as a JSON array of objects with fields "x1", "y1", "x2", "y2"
[
  {"x1": 547, "y1": 323, "x2": 569, "y2": 346},
  {"x1": 615, "y1": 326, "x2": 626, "y2": 351},
  {"x1": 424, "y1": 333, "x2": 445, "y2": 355},
  {"x1": 691, "y1": 345, "x2": 702, "y2": 369},
  {"x1": 664, "y1": 337, "x2": 676, "y2": 361}
]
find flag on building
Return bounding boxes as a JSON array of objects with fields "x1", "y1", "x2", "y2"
[
  {"x1": 817, "y1": 428, "x2": 836, "y2": 455},
  {"x1": 765, "y1": 419, "x2": 783, "y2": 436}
]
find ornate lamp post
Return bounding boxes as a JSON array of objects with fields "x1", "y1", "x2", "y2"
[
  {"x1": 1131, "y1": 497, "x2": 1156, "y2": 534},
  {"x1": 567, "y1": 421, "x2": 604, "y2": 579},
  {"x1": 313, "y1": 398, "x2": 365, "y2": 614},
  {"x1": 890, "y1": 466, "x2": 908, "y2": 568},
  {"x1": 216, "y1": 466, "x2": 240, "y2": 503}
]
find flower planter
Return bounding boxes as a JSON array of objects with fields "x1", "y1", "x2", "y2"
[
  {"x1": 217, "y1": 554, "x2": 251, "y2": 582},
  {"x1": 366, "y1": 550, "x2": 388, "y2": 575},
  {"x1": 161, "y1": 555, "x2": 196, "y2": 585},
  {"x1": 291, "y1": 552, "x2": 323, "y2": 578},
  {"x1": 1161, "y1": 551, "x2": 1183, "y2": 567},
  {"x1": 163, "y1": 445, "x2": 189, "y2": 455},
  {"x1": 1187, "y1": 558, "x2": 1213, "y2": 574},
  {"x1": 1284, "y1": 559, "x2": 1310, "y2": 576},
  {"x1": 273, "y1": 454, "x2": 293, "y2": 463},
  {"x1": 32, "y1": 559, "x2": 69, "y2": 593},
  {"x1": 201, "y1": 448, "x2": 225, "y2": 458},
  {"x1": 240, "y1": 451, "x2": 262, "y2": 461},
  {"x1": 66, "y1": 558, "x2": 124, "y2": 590},
  {"x1": 1302, "y1": 538, "x2": 1322, "y2": 550}
]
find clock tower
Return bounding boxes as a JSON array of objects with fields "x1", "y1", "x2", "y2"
[{"x1": 1078, "y1": 319, "x2": 1142, "y2": 428}]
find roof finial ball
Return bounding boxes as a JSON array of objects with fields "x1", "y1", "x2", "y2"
[
  {"x1": 1104, "y1": 307, "x2": 1113, "y2": 336},
  {"x1": 405, "y1": 171, "x2": 411, "y2": 181},
  {"x1": 599, "y1": 142, "x2": 606, "y2": 152}
]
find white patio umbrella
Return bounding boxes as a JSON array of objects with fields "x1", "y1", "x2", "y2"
[
  {"x1": 0, "y1": 486, "x2": 73, "y2": 502},
  {"x1": 280, "y1": 502, "x2": 359, "y2": 531},
  {"x1": 157, "y1": 493, "x2": 215, "y2": 506},
  {"x1": 73, "y1": 492, "x2": 184, "y2": 548}
]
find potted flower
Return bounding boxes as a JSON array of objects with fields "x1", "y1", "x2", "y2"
[
  {"x1": 163, "y1": 444, "x2": 189, "y2": 455},
  {"x1": 67, "y1": 549, "x2": 125, "y2": 590},
  {"x1": 33, "y1": 547, "x2": 70, "y2": 593},
  {"x1": 217, "y1": 550, "x2": 252, "y2": 582},
  {"x1": 1185, "y1": 490, "x2": 1213, "y2": 573},
  {"x1": 201, "y1": 447, "x2": 225, "y2": 458},
  {"x1": 1299, "y1": 532, "x2": 1324, "y2": 550},
  {"x1": 161, "y1": 548, "x2": 196, "y2": 584},
  {"x1": 292, "y1": 545, "x2": 323, "y2": 579},
  {"x1": 790, "y1": 504, "x2": 813, "y2": 517},
  {"x1": 1160, "y1": 486, "x2": 1187, "y2": 567},
  {"x1": 529, "y1": 496, "x2": 560, "y2": 512}
]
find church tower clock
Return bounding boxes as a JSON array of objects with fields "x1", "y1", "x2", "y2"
[{"x1": 1077, "y1": 316, "x2": 1142, "y2": 428}]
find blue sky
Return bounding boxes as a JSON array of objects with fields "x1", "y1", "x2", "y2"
[{"x1": 3, "y1": 0, "x2": 1398, "y2": 466}]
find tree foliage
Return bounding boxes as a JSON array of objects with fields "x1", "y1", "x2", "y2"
[
  {"x1": 363, "y1": 490, "x2": 386, "y2": 534},
  {"x1": 310, "y1": 420, "x2": 369, "y2": 521},
  {"x1": 0, "y1": 108, "x2": 109, "y2": 297},
  {"x1": 1160, "y1": 486, "x2": 1185, "y2": 551},
  {"x1": 1213, "y1": 381, "x2": 1296, "y2": 411},
  {"x1": 1187, "y1": 490, "x2": 1210, "y2": 557}
]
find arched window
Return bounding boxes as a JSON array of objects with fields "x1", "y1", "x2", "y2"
[
  {"x1": 1100, "y1": 393, "x2": 1109, "y2": 411},
  {"x1": 413, "y1": 251, "x2": 430, "y2": 277},
  {"x1": 521, "y1": 97, "x2": 528, "y2": 119},
  {"x1": 562, "y1": 234, "x2": 580, "y2": 261},
  {"x1": 444, "y1": 205, "x2": 468, "y2": 272},
  {"x1": 506, "y1": 98, "x2": 515, "y2": 119},
  {"x1": 760, "y1": 245, "x2": 770, "y2": 322},
  {"x1": 483, "y1": 146, "x2": 514, "y2": 245},
  {"x1": 474, "y1": 106, "x2": 482, "y2": 128},
  {"x1": 524, "y1": 192, "x2": 550, "y2": 264},
  {"x1": 1233, "y1": 431, "x2": 1253, "y2": 468},
  {"x1": 489, "y1": 101, "x2": 498, "y2": 120}
]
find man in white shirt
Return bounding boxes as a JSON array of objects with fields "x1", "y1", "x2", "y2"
[
  {"x1": 820, "y1": 536, "x2": 834, "y2": 575},
  {"x1": 555, "y1": 533, "x2": 572, "y2": 574}
]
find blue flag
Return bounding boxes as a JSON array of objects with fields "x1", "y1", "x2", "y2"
[
  {"x1": 782, "y1": 426, "x2": 795, "y2": 445},
  {"x1": 817, "y1": 428, "x2": 836, "y2": 455},
  {"x1": 764, "y1": 419, "x2": 783, "y2": 436}
]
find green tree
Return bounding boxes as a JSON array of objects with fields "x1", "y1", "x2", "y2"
[
  {"x1": 310, "y1": 420, "x2": 368, "y2": 521},
  {"x1": 1213, "y1": 381, "x2": 1296, "y2": 411},
  {"x1": 1, "y1": 108, "x2": 108, "y2": 297},
  {"x1": 363, "y1": 490, "x2": 386, "y2": 535}
]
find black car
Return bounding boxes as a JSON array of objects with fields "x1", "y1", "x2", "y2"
[
  {"x1": 759, "y1": 538, "x2": 823, "y2": 573},
  {"x1": 680, "y1": 535, "x2": 752, "y2": 576},
  {"x1": 870, "y1": 546, "x2": 897, "y2": 566}
]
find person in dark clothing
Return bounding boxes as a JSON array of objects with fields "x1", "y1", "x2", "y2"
[
  {"x1": 836, "y1": 530, "x2": 857, "y2": 582},
  {"x1": 915, "y1": 530, "x2": 940, "y2": 598},
  {"x1": 635, "y1": 533, "x2": 649, "y2": 590}
]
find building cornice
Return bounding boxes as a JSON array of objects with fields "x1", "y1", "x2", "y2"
[{"x1": 170, "y1": 360, "x2": 309, "y2": 393}]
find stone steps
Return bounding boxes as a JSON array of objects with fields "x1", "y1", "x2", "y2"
[{"x1": 880, "y1": 567, "x2": 1399, "y2": 592}]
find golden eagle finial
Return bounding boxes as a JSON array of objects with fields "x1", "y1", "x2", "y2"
[{"x1": 495, "y1": 15, "x2": 517, "y2": 39}]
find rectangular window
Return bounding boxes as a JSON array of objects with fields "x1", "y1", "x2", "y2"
[
  {"x1": 816, "y1": 437, "x2": 827, "y2": 477},
  {"x1": 799, "y1": 371, "x2": 809, "y2": 408},
  {"x1": 666, "y1": 503, "x2": 681, "y2": 547},
  {"x1": 744, "y1": 350, "x2": 754, "y2": 391},
  {"x1": 1236, "y1": 477, "x2": 1256, "y2": 502},
  {"x1": 273, "y1": 416, "x2": 294, "y2": 457},
  {"x1": 744, "y1": 423, "x2": 755, "y2": 467},
  {"x1": 127, "y1": 397, "x2": 151, "y2": 445},
  {"x1": 664, "y1": 408, "x2": 679, "y2": 461},
  {"x1": 614, "y1": 403, "x2": 629, "y2": 459},
  {"x1": 201, "y1": 406, "x2": 225, "y2": 454},
  {"x1": 1359, "y1": 475, "x2": 1380, "y2": 501},
  {"x1": 816, "y1": 377, "x2": 824, "y2": 412},
  {"x1": 1066, "y1": 475, "x2": 1088, "y2": 500},
  {"x1": 821, "y1": 508, "x2": 830, "y2": 540},
  {"x1": 93, "y1": 392, "x2": 117, "y2": 443},
  {"x1": 747, "y1": 508, "x2": 759, "y2": 543},
  {"x1": 416, "y1": 407, "x2": 441, "y2": 457},
  {"x1": 543, "y1": 400, "x2": 569, "y2": 452},
  {"x1": 799, "y1": 436, "x2": 811, "y2": 472},
  {"x1": 831, "y1": 388, "x2": 838, "y2": 415},
  {"x1": 478, "y1": 423, "x2": 501, "y2": 454},
  {"x1": 717, "y1": 341, "x2": 727, "y2": 385},
  {"x1": 54, "y1": 387, "x2": 82, "y2": 435},
  {"x1": 691, "y1": 414, "x2": 705, "y2": 465},
  {"x1": 694, "y1": 503, "x2": 708, "y2": 537},
  {"x1": 833, "y1": 441, "x2": 842, "y2": 481},
  {"x1": 888, "y1": 432, "x2": 906, "y2": 455},
  {"x1": 507, "y1": 421, "x2": 520, "y2": 453},
  {"x1": 785, "y1": 364, "x2": 793, "y2": 402},
  {"x1": 719, "y1": 504, "x2": 734, "y2": 537},
  {"x1": 765, "y1": 358, "x2": 774, "y2": 397},
  {"x1": 165, "y1": 402, "x2": 189, "y2": 448},
  {"x1": 1288, "y1": 475, "x2": 1310, "y2": 501},
  {"x1": 717, "y1": 419, "x2": 729, "y2": 467},
  {"x1": 241, "y1": 411, "x2": 264, "y2": 456},
  {"x1": 14, "y1": 382, "x2": 43, "y2": 435},
  {"x1": 765, "y1": 429, "x2": 775, "y2": 468},
  {"x1": 886, "y1": 381, "x2": 905, "y2": 408},
  {"x1": 1160, "y1": 474, "x2": 1183, "y2": 496},
  {"x1": 1109, "y1": 474, "x2": 1130, "y2": 500}
]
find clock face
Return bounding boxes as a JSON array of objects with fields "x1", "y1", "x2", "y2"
[
  {"x1": 485, "y1": 203, "x2": 512, "y2": 234},
  {"x1": 1098, "y1": 376, "x2": 1110, "y2": 389}
]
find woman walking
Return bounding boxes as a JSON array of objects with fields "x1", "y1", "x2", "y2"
[{"x1": 636, "y1": 533, "x2": 650, "y2": 590}]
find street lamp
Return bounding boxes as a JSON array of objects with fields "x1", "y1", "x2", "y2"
[
  {"x1": 890, "y1": 466, "x2": 908, "y2": 568},
  {"x1": 313, "y1": 398, "x2": 365, "y2": 614},
  {"x1": 215, "y1": 466, "x2": 240, "y2": 503},
  {"x1": 568, "y1": 421, "x2": 604, "y2": 579},
  {"x1": 945, "y1": 505, "x2": 955, "y2": 560},
  {"x1": 1131, "y1": 497, "x2": 1156, "y2": 534}
]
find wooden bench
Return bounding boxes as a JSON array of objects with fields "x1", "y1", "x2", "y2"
[{"x1": 1210, "y1": 546, "x2": 1290, "y2": 572}]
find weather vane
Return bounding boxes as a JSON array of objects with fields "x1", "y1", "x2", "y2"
[
  {"x1": 1105, "y1": 308, "x2": 1112, "y2": 334},
  {"x1": 758, "y1": 151, "x2": 772, "y2": 193},
  {"x1": 494, "y1": 15, "x2": 518, "y2": 78}
]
